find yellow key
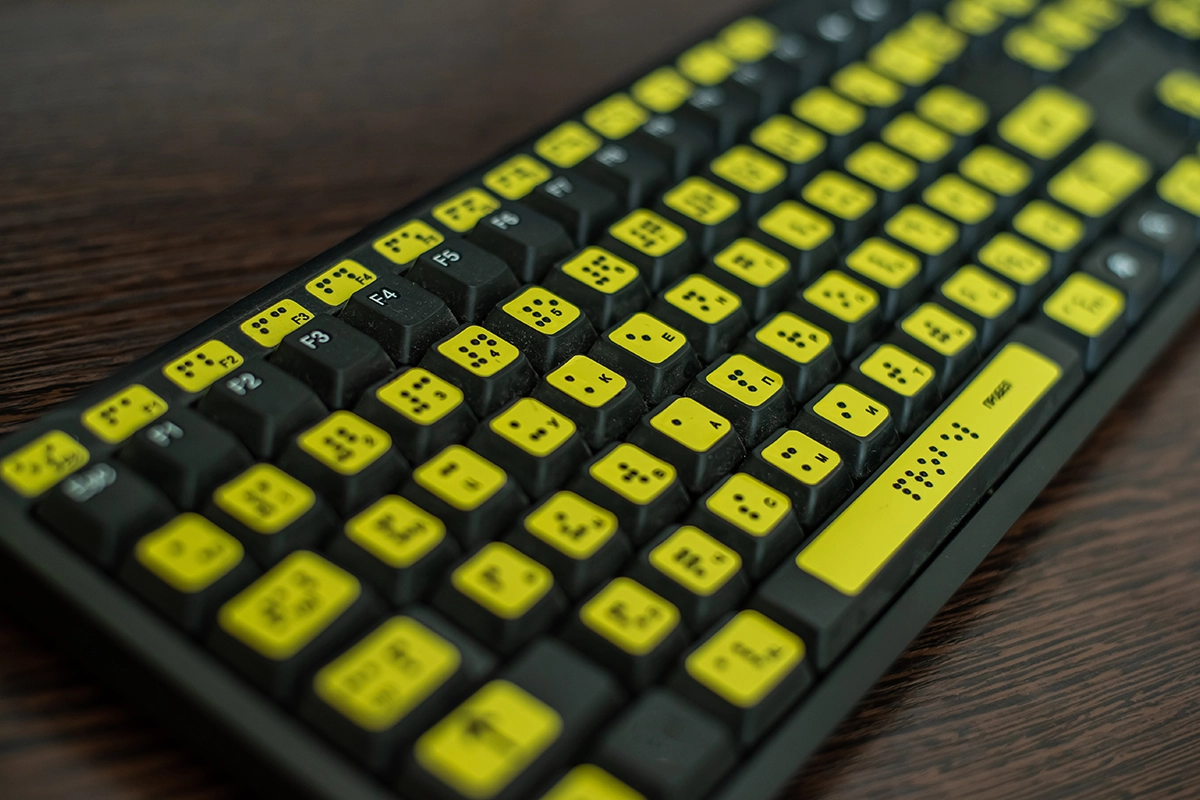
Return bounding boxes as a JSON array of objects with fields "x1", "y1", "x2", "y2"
[
  {"x1": 1150, "y1": 0, "x2": 1200, "y2": 40},
  {"x1": 845, "y1": 237, "x2": 921, "y2": 289},
  {"x1": 803, "y1": 270, "x2": 879, "y2": 323},
  {"x1": 135, "y1": 513, "x2": 244, "y2": 594},
  {"x1": 1, "y1": 430, "x2": 89, "y2": 498},
  {"x1": 761, "y1": 429, "x2": 842, "y2": 486},
  {"x1": 845, "y1": 142, "x2": 919, "y2": 194},
  {"x1": 431, "y1": 187, "x2": 501, "y2": 233},
  {"x1": 704, "y1": 472, "x2": 791, "y2": 538},
  {"x1": 942, "y1": 265, "x2": 1016, "y2": 320},
  {"x1": 483, "y1": 154, "x2": 553, "y2": 201},
  {"x1": 676, "y1": 41, "x2": 736, "y2": 86},
  {"x1": 560, "y1": 246, "x2": 641, "y2": 294},
  {"x1": 82, "y1": 384, "x2": 167, "y2": 444},
  {"x1": 372, "y1": 219, "x2": 444, "y2": 266},
  {"x1": 1157, "y1": 69, "x2": 1200, "y2": 122},
  {"x1": 902, "y1": 12, "x2": 970, "y2": 62},
  {"x1": 501, "y1": 285, "x2": 581, "y2": 336},
  {"x1": 632, "y1": 66, "x2": 693, "y2": 113},
  {"x1": 373, "y1": 368, "x2": 464, "y2": 427},
  {"x1": 750, "y1": 115, "x2": 827, "y2": 167},
  {"x1": 584, "y1": 93, "x2": 649, "y2": 140},
  {"x1": 163, "y1": 340, "x2": 244, "y2": 393},
  {"x1": 1033, "y1": 5, "x2": 1099, "y2": 49},
  {"x1": 580, "y1": 576, "x2": 681, "y2": 655},
  {"x1": 297, "y1": 411, "x2": 391, "y2": 475},
  {"x1": 881, "y1": 112, "x2": 954, "y2": 165},
  {"x1": 868, "y1": 35, "x2": 942, "y2": 87},
  {"x1": 213, "y1": 463, "x2": 315, "y2": 535},
  {"x1": 1059, "y1": 0, "x2": 1127, "y2": 30},
  {"x1": 902, "y1": 302, "x2": 977, "y2": 356},
  {"x1": 792, "y1": 87, "x2": 866, "y2": 137},
  {"x1": 305, "y1": 260, "x2": 376, "y2": 306},
  {"x1": 685, "y1": 610, "x2": 804, "y2": 708},
  {"x1": 923, "y1": 173, "x2": 996, "y2": 226},
  {"x1": 524, "y1": 491, "x2": 618, "y2": 560},
  {"x1": 436, "y1": 325, "x2": 521, "y2": 378},
  {"x1": 546, "y1": 355, "x2": 629, "y2": 410},
  {"x1": 219, "y1": 551, "x2": 360, "y2": 660},
  {"x1": 240, "y1": 298, "x2": 314, "y2": 347},
  {"x1": 710, "y1": 145, "x2": 787, "y2": 196},
  {"x1": 979, "y1": 0, "x2": 1040, "y2": 14},
  {"x1": 648, "y1": 525, "x2": 741, "y2": 596},
  {"x1": 413, "y1": 445, "x2": 508, "y2": 512},
  {"x1": 1043, "y1": 272, "x2": 1125, "y2": 336},
  {"x1": 885, "y1": 205, "x2": 959, "y2": 257},
  {"x1": 756, "y1": 200, "x2": 835, "y2": 253},
  {"x1": 704, "y1": 353, "x2": 784, "y2": 408},
  {"x1": 801, "y1": 171, "x2": 877, "y2": 222},
  {"x1": 650, "y1": 396, "x2": 733, "y2": 453},
  {"x1": 1003, "y1": 25, "x2": 1072, "y2": 73},
  {"x1": 753, "y1": 311, "x2": 833, "y2": 365},
  {"x1": 859, "y1": 344, "x2": 935, "y2": 398},
  {"x1": 978, "y1": 232, "x2": 1052, "y2": 287},
  {"x1": 589, "y1": 443, "x2": 677, "y2": 505},
  {"x1": 609, "y1": 209, "x2": 687, "y2": 258},
  {"x1": 535, "y1": 121, "x2": 602, "y2": 169},
  {"x1": 813, "y1": 383, "x2": 891, "y2": 438},
  {"x1": 662, "y1": 176, "x2": 740, "y2": 226},
  {"x1": 607, "y1": 312, "x2": 687, "y2": 365},
  {"x1": 344, "y1": 495, "x2": 446, "y2": 569},
  {"x1": 663, "y1": 274, "x2": 742, "y2": 324},
  {"x1": 415, "y1": 680, "x2": 561, "y2": 798},
  {"x1": 1158, "y1": 155, "x2": 1200, "y2": 217},
  {"x1": 488, "y1": 397, "x2": 577, "y2": 458},
  {"x1": 997, "y1": 86, "x2": 1093, "y2": 162},
  {"x1": 1013, "y1": 200, "x2": 1085, "y2": 253},
  {"x1": 451, "y1": 542, "x2": 554, "y2": 619},
  {"x1": 314, "y1": 616, "x2": 460, "y2": 732},
  {"x1": 1047, "y1": 141, "x2": 1152, "y2": 218},
  {"x1": 831, "y1": 62, "x2": 904, "y2": 109},
  {"x1": 543, "y1": 764, "x2": 646, "y2": 800},
  {"x1": 946, "y1": 0, "x2": 1007, "y2": 35},
  {"x1": 718, "y1": 16, "x2": 778, "y2": 62},
  {"x1": 712, "y1": 238, "x2": 790, "y2": 288},
  {"x1": 958, "y1": 145, "x2": 1033, "y2": 198}
]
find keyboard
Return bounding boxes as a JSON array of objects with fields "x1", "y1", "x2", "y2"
[{"x1": 4, "y1": 0, "x2": 1200, "y2": 798}]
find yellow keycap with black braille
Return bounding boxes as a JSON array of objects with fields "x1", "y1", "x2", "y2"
[
  {"x1": 885, "y1": 205, "x2": 960, "y2": 277},
  {"x1": 845, "y1": 237, "x2": 922, "y2": 321},
  {"x1": 801, "y1": 171, "x2": 877, "y2": 232},
  {"x1": 711, "y1": 238, "x2": 789, "y2": 291},
  {"x1": 882, "y1": 113, "x2": 954, "y2": 171},
  {"x1": 924, "y1": 174, "x2": 996, "y2": 230},
  {"x1": 684, "y1": 609, "x2": 805, "y2": 708},
  {"x1": 240, "y1": 299, "x2": 314, "y2": 347},
  {"x1": 1159, "y1": 155, "x2": 1200, "y2": 217},
  {"x1": 1040, "y1": 272, "x2": 1126, "y2": 371},
  {"x1": 1004, "y1": 25, "x2": 1072, "y2": 74},
  {"x1": 851, "y1": 342, "x2": 940, "y2": 434},
  {"x1": 804, "y1": 271, "x2": 879, "y2": 324},
  {"x1": 451, "y1": 542, "x2": 554, "y2": 621},
  {"x1": 297, "y1": 411, "x2": 391, "y2": 476},
  {"x1": 135, "y1": 513, "x2": 245, "y2": 594},
  {"x1": 163, "y1": 340, "x2": 244, "y2": 393},
  {"x1": 1013, "y1": 200, "x2": 1084, "y2": 266},
  {"x1": 750, "y1": 116, "x2": 827, "y2": 180},
  {"x1": 663, "y1": 176, "x2": 740, "y2": 228},
  {"x1": 745, "y1": 428, "x2": 851, "y2": 529},
  {"x1": 813, "y1": 383, "x2": 890, "y2": 439},
  {"x1": 212, "y1": 463, "x2": 317, "y2": 543},
  {"x1": 589, "y1": 442, "x2": 678, "y2": 507},
  {"x1": 649, "y1": 396, "x2": 734, "y2": 455},
  {"x1": 916, "y1": 85, "x2": 989, "y2": 139},
  {"x1": 536, "y1": 121, "x2": 603, "y2": 169},
  {"x1": 763, "y1": 430, "x2": 842, "y2": 487},
  {"x1": 942, "y1": 265, "x2": 1016, "y2": 321},
  {"x1": 845, "y1": 143, "x2": 918, "y2": 206},
  {"x1": 859, "y1": 344, "x2": 935, "y2": 400},
  {"x1": 432, "y1": 187, "x2": 501, "y2": 233},
  {"x1": 792, "y1": 87, "x2": 866, "y2": 152},
  {"x1": 545, "y1": 354, "x2": 628, "y2": 410},
  {"x1": 437, "y1": 325, "x2": 522, "y2": 378},
  {"x1": 676, "y1": 41, "x2": 736, "y2": 86},
  {"x1": 374, "y1": 368, "x2": 464, "y2": 428},
  {"x1": 581, "y1": 577, "x2": 681, "y2": 657},
  {"x1": 709, "y1": 146, "x2": 787, "y2": 218},
  {"x1": 1, "y1": 430, "x2": 89, "y2": 498},
  {"x1": 603, "y1": 209, "x2": 692, "y2": 291},
  {"x1": 345, "y1": 494, "x2": 446, "y2": 569},
  {"x1": 1048, "y1": 141, "x2": 1151, "y2": 220},
  {"x1": 903, "y1": 303, "x2": 977, "y2": 358},
  {"x1": 718, "y1": 16, "x2": 777, "y2": 62},
  {"x1": 868, "y1": 35, "x2": 942, "y2": 88},
  {"x1": 562, "y1": 247, "x2": 642, "y2": 295},
  {"x1": 754, "y1": 200, "x2": 835, "y2": 279},
  {"x1": 997, "y1": 86, "x2": 1093, "y2": 164},
  {"x1": 633, "y1": 67, "x2": 693, "y2": 113},
  {"x1": 608, "y1": 312, "x2": 687, "y2": 365},
  {"x1": 797, "y1": 383, "x2": 898, "y2": 481},
  {"x1": 413, "y1": 444, "x2": 507, "y2": 513},
  {"x1": 82, "y1": 384, "x2": 168, "y2": 444},
  {"x1": 483, "y1": 154, "x2": 553, "y2": 201},
  {"x1": 831, "y1": 62, "x2": 904, "y2": 112},
  {"x1": 1157, "y1": 69, "x2": 1200, "y2": 129},
  {"x1": 573, "y1": 441, "x2": 689, "y2": 541},
  {"x1": 977, "y1": 233, "x2": 1052, "y2": 313},
  {"x1": 488, "y1": 397, "x2": 576, "y2": 458},
  {"x1": 636, "y1": 524, "x2": 746, "y2": 629},
  {"x1": 657, "y1": 274, "x2": 745, "y2": 361},
  {"x1": 542, "y1": 764, "x2": 647, "y2": 800},
  {"x1": 752, "y1": 312, "x2": 833, "y2": 368},
  {"x1": 585, "y1": 94, "x2": 650, "y2": 140},
  {"x1": 692, "y1": 471, "x2": 803, "y2": 580},
  {"x1": 305, "y1": 260, "x2": 377, "y2": 306},
  {"x1": 372, "y1": 219, "x2": 444, "y2": 266},
  {"x1": 524, "y1": 491, "x2": 619, "y2": 561},
  {"x1": 704, "y1": 472, "x2": 791, "y2": 540},
  {"x1": 703, "y1": 352, "x2": 782, "y2": 410},
  {"x1": 959, "y1": 145, "x2": 1033, "y2": 201}
]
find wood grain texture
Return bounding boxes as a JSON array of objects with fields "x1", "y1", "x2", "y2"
[{"x1": 1, "y1": 1, "x2": 1198, "y2": 798}]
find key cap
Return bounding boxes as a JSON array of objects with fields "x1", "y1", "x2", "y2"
[
  {"x1": 686, "y1": 352, "x2": 794, "y2": 448},
  {"x1": 541, "y1": 765, "x2": 645, "y2": 800},
  {"x1": 578, "y1": 143, "x2": 670, "y2": 210},
  {"x1": 977, "y1": 231, "x2": 1054, "y2": 315},
  {"x1": 738, "y1": 311, "x2": 841, "y2": 404},
  {"x1": 753, "y1": 326, "x2": 1084, "y2": 669},
  {"x1": 588, "y1": 312, "x2": 701, "y2": 407},
  {"x1": 208, "y1": 550, "x2": 382, "y2": 701},
  {"x1": 842, "y1": 237, "x2": 924, "y2": 322},
  {"x1": 562, "y1": 576, "x2": 689, "y2": 690},
  {"x1": 937, "y1": 264, "x2": 1020, "y2": 351},
  {"x1": 403, "y1": 639, "x2": 623, "y2": 800},
  {"x1": 793, "y1": 382, "x2": 899, "y2": 482},
  {"x1": 119, "y1": 407, "x2": 252, "y2": 510},
  {"x1": 270, "y1": 315, "x2": 395, "y2": 410},
  {"x1": 792, "y1": 87, "x2": 868, "y2": 162},
  {"x1": 1012, "y1": 199, "x2": 1086, "y2": 278},
  {"x1": 598, "y1": 209, "x2": 697, "y2": 292},
  {"x1": 407, "y1": 236, "x2": 520, "y2": 324},
  {"x1": 650, "y1": 274, "x2": 751, "y2": 363},
  {"x1": 749, "y1": 114, "x2": 828, "y2": 189},
  {"x1": 570, "y1": 443, "x2": 689, "y2": 544},
  {"x1": 483, "y1": 285, "x2": 597, "y2": 375},
  {"x1": 535, "y1": 120, "x2": 604, "y2": 173},
  {"x1": 1002, "y1": 25, "x2": 1073, "y2": 81},
  {"x1": 668, "y1": 609, "x2": 813, "y2": 748},
  {"x1": 401, "y1": 445, "x2": 527, "y2": 547},
  {"x1": 867, "y1": 31, "x2": 944, "y2": 95},
  {"x1": 120, "y1": 513, "x2": 259, "y2": 634},
  {"x1": 198, "y1": 358, "x2": 326, "y2": 460},
  {"x1": 532, "y1": 355, "x2": 647, "y2": 450},
  {"x1": 419, "y1": 324, "x2": 538, "y2": 418},
  {"x1": 883, "y1": 204, "x2": 962, "y2": 283},
  {"x1": 706, "y1": 145, "x2": 790, "y2": 221},
  {"x1": 1155, "y1": 68, "x2": 1200, "y2": 138},
  {"x1": 1080, "y1": 238, "x2": 1162, "y2": 324},
  {"x1": 628, "y1": 524, "x2": 750, "y2": 631},
  {"x1": 958, "y1": 144, "x2": 1034, "y2": 218},
  {"x1": 995, "y1": 85, "x2": 1094, "y2": 175},
  {"x1": 0, "y1": 430, "x2": 90, "y2": 500},
  {"x1": 543, "y1": 246, "x2": 652, "y2": 333},
  {"x1": 630, "y1": 113, "x2": 716, "y2": 183},
  {"x1": 467, "y1": 204, "x2": 575, "y2": 284},
  {"x1": 830, "y1": 61, "x2": 905, "y2": 129},
  {"x1": 593, "y1": 689, "x2": 736, "y2": 800},
  {"x1": 526, "y1": 172, "x2": 622, "y2": 246},
  {"x1": 687, "y1": 472, "x2": 803, "y2": 580},
  {"x1": 80, "y1": 383, "x2": 169, "y2": 446},
  {"x1": 744, "y1": 428, "x2": 854, "y2": 529},
  {"x1": 325, "y1": 494, "x2": 460, "y2": 606},
  {"x1": 923, "y1": 172, "x2": 998, "y2": 249},
  {"x1": 482, "y1": 153, "x2": 554, "y2": 203},
  {"x1": 205, "y1": 463, "x2": 338, "y2": 565},
  {"x1": 298, "y1": 608, "x2": 495, "y2": 774},
  {"x1": 1119, "y1": 198, "x2": 1197, "y2": 282},
  {"x1": 468, "y1": 397, "x2": 590, "y2": 499},
  {"x1": 1047, "y1": 141, "x2": 1152, "y2": 238},
  {"x1": 673, "y1": 82, "x2": 756, "y2": 153},
  {"x1": 891, "y1": 301, "x2": 982, "y2": 394},
  {"x1": 801, "y1": 170, "x2": 879, "y2": 249},
  {"x1": 368, "y1": 219, "x2": 447, "y2": 272},
  {"x1": 429, "y1": 187, "x2": 504, "y2": 235},
  {"x1": 162, "y1": 339, "x2": 246, "y2": 395},
  {"x1": 338, "y1": 274, "x2": 458, "y2": 367},
  {"x1": 750, "y1": 200, "x2": 837, "y2": 282},
  {"x1": 304, "y1": 260, "x2": 379, "y2": 311},
  {"x1": 844, "y1": 142, "x2": 919, "y2": 219},
  {"x1": 239, "y1": 298, "x2": 316, "y2": 349},
  {"x1": 915, "y1": 85, "x2": 990, "y2": 160},
  {"x1": 1036, "y1": 271, "x2": 1127, "y2": 371},
  {"x1": 627, "y1": 396, "x2": 745, "y2": 495},
  {"x1": 355, "y1": 367, "x2": 478, "y2": 465},
  {"x1": 853, "y1": 0, "x2": 903, "y2": 42},
  {"x1": 703, "y1": 237, "x2": 796, "y2": 322},
  {"x1": 277, "y1": 411, "x2": 410, "y2": 516},
  {"x1": 789, "y1": 269, "x2": 884, "y2": 360},
  {"x1": 505, "y1": 490, "x2": 631, "y2": 600},
  {"x1": 655, "y1": 176, "x2": 742, "y2": 256},
  {"x1": 37, "y1": 461, "x2": 173, "y2": 568},
  {"x1": 847, "y1": 342, "x2": 940, "y2": 435}
]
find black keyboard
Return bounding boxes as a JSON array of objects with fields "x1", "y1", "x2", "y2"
[{"x1": 4, "y1": 1, "x2": 1200, "y2": 798}]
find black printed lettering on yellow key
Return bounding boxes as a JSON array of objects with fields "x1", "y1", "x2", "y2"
[
  {"x1": 468, "y1": 397, "x2": 590, "y2": 499},
  {"x1": 923, "y1": 173, "x2": 997, "y2": 249},
  {"x1": 505, "y1": 490, "x2": 631, "y2": 599},
  {"x1": 588, "y1": 312, "x2": 701, "y2": 406},
  {"x1": 892, "y1": 301, "x2": 982, "y2": 393},
  {"x1": 686, "y1": 353, "x2": 793, "y2": 449},
  {"x1": 484, "y1": 285, "x2": 597, "y2": 374},
  {"x1": 355, "y1": 367, "x2": 477, "y2": 465},
  {"x1": 628, "y1": 524, "x2": 750, "y2": 631},
  {"x1": 705, "y1": 145, "x2": 789, "y2": 221},
  {"x1": 793, "y1": 383, "x2": 899, "y2": 481},
  {"x1": 751, "y1": 200, "x2": 836, "y2": 282},
  {"x1": 543, "y1": 246, "x2": 651, "y2": 333},
  {"x1": 847, "y1": 343, "x2": 940, "y2": 435},
  {"x1": 977, "y1": 232, "x2": 1054, "y2": 315},
  {"x1": 651, "y1": 274, "x2": 751, "y2": 364},
  {"x1": 599, "y1": 209, "x2": 697, "y2": 292},
  {"x1": 400, "y1": 445, "x2": 528, "y2": 546},
  {"x1": 531, "y1": 354, "x2": 648, "y2": 450},
  {"x1": 703, "y1": 237, "x2": 796, "y2": 323},
  {"x1": 745, "y1": 428, "x2": 854, "y2": 529},
  {"x1": 938, "y1": 265, "x2": 1019, "y2": 350},
  {"x1": 1036, "y1": 271, "x2": 1127, "y2": 371},
  {"x1": 800, "y1": 170, "x2": 879, "y2": 248},
  {"x1": 570, "y1": 443, "x2": 690, "y2": 544},
  {"x1": 843, "y1": 237, "x2": 923, "y2": 322},
  {"x1": 738, "y1": 311, "x2": 841, "y2": 404},
  {"x1": 419, "y1": 324, "x2": 537, "y2": 418},
  {"x1": 883, "y1": 204, "x2": 961, "y2": 282},
  {"x1": 789, "y1": 270, "x2": 883, "y2": 360},
  {"x1": 687, "y1": 472, "x2": 803, "y2": 580},
  {"x1": 628, "y1": 396, "x2": 745, "y2": 495},
  {"x1": 844, "y1": 142, "x2": 919, "y2": 218},
  {"x1": 655, "y1": 176, "x2": 742, "y2": 257},
  {"x1": 407, "y1": 236, "x2": 520, "y2": 325}
]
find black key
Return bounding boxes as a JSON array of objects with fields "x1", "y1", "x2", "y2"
[
  {"x1": 297, "y1": 607, "x2": 495, "y2": 774},
  {"x1": 588, "y1": 312, "x2": 701, "y2": 407},
  {"x1": 355, "y1": 367, "x2": 478, "y2": 465},
  {"x1": 119, "y1": 512, "x2": 259, "y2": 634},
  {"x1": 1081, "y1": 238, "x2": 1162, "y2": 324},
  {"x1": 525, "y1": 172, "x2": 621, "y2": 245},
  {"x1": 627, "y1": 395, "x2": 745, "y2": 496},
  {"x1": 467, "y1": 203, "x2": 574, "y2": 283},
  {"x1": 338, "y1": 274, "x2": 458, "y2": 366},
  {"x1": 737, "y1": 311, "x2": 842, "y2": 405},
  {"x1": 37, "y1": 461, "x2": 174, "y2": 568},
  {"x1": 935, "y1": 264, "x2": 1020, "y2": 352},
  {"x1": 577, "y1": 141, "x2": 669, "y2": 210},
  {"x1": 531, "y1": 354, "x2": 648, "y2": 451},
  {"x1": 542, "y1": 246, "x2": 653, "y2": 332},
  {"x1": 792, "y1": 382, "x2": 900, "y2": 482},
  {"x1": 270, "y1": 314, "x2": 394, "y2": 410},
  {"x1": 685, "y1": 353, "x2": 795, "y2": 448},
  {"x1": 1035, "y1": 272, "x2": 1128, "y2": 373},
  {"x1": 730, "y1": 58, "x2": 801, "y2": 118},
  {"x1": 198, "y1": 358, "x2": 326, "y2": 460},
  {"x1": 418, "y1": 324, "x2": 538, "y2": 418},
  {"x1": 570, "y1": 442, "x2": 690, "y2": 545},
  {"x1": 629, "y1": 114, "x2": 716, "y2": 182},
  {"x1": 119, "y1": 407, "x2": 251, "y2": 510},
  {"x1": 627, "y1": 524, "x2": 751, "y2": 632},
  {"x1": 593, "y1": 689, "x2": 736, "y2": 800},
  {"x1": 1120, "y1": 198, "x2": 1197, "y2": 283},
  {"x1": 846, "y1": 342, "x2": 941, "y2": 436},
  {"x1": 743, "y1": 427, "x2": 855, "y2": 530},
  {"x1": 483, "y1": 285, "x2": 598, "y2": 374},
  {"x1": 686, "y1": 472, "x2": 804, "y2": 581},
  {"x1": 889, "y1": 301, "x2": 983, "y2": 395},
  {"x1": 703, "y1": 237, "x2": 798, "y2": 323},
  {"x1": 467, "y1": 396, "x2": 591, "y2": 500},
  {"x1": 407, "y1": 236, "x2": 520, "y2": 324},
  {"x1": 806, "y1": 9, "x2": 867, "y2": 68},
  {"x1": 650, "y1": 274, "x2": 751, "y2": 364},
  {"x1": 277, "y1": 411, "x2": 411, "y2": 516},
  {"x1": 852, "y1": 0, "x2": 902, "y2": 42},
  {"x1": 675, "y1": 84, "x2": 758, "y2": 151}
]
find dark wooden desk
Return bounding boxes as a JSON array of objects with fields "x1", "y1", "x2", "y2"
[{"x1": 2, "y1": 2, "x2": 1199, "y2": 797}]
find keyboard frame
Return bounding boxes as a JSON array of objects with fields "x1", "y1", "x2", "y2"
[{"x1": 2, "y1": 2, "x2": 1199, "y2": 798}]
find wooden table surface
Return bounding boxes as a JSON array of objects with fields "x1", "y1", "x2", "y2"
[{"x1": 3, "y1": 2, "x2": 1200, "y2": 798}]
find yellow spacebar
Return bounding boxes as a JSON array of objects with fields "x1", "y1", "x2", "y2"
[{"x1": 797, "y1": 343, "x2": 1063, "y2": 596}]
